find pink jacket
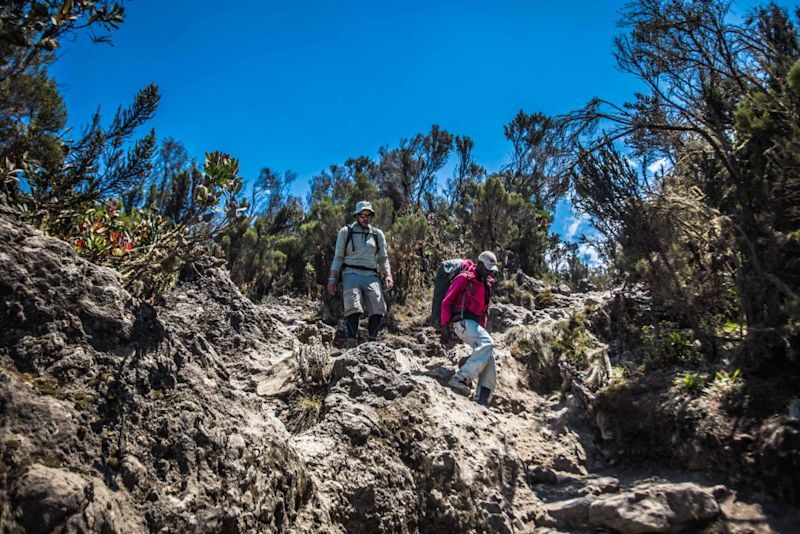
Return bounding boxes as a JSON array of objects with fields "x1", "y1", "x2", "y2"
[{"x1": 440, "y1": 260, "x2": 495, "y2": 327}]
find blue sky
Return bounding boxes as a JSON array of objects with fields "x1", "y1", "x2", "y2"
[{"x1": 50, "y1": 0, "x2": 780, "y2": 264}]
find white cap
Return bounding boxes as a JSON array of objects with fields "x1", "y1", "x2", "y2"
[
  {"x1": 477, "y1": 251, "x2": 499, "y2": 272},
  {"x1": 353, "y1": 200, "x2": 375, "y2": 215}
]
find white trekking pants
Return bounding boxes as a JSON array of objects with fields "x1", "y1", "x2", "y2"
[{"x1": 452, "y1": 319, "x2": 497, "y2": 395}]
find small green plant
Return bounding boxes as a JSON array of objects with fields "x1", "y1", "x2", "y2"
[
  {"x1": 608, "y1": 365, "x2": 629, "y2": 387},
  {"x1": 297, "y1": 394, "x2": 323, "y2": 415},
  {"x1": 666, "y1": 331, "x2": 694, "y2": 360},
  {"x1": 714, "y1": 369, "x2": 741, "y2": 386},
  {"x1": 703, "y1": 368, "x2": 743, "y2": 396},
  {"x1": 679, "y1": 372, "x2": 704, "y2": 393},
  {"x1": 719, "y1": 321, "x2": 746, "y2": 338}
]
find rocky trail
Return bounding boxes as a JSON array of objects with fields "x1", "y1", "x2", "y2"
[
  {"x1": 264, "y1": 294, "x2": 798, "y2": 533},
  {"x1": 1, "y1": 203, "x2": 798, "y2": 532}
]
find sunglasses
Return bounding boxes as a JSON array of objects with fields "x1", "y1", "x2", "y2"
[{"x1": 357, "y1": 212, "x2": 374, "y2": 219}]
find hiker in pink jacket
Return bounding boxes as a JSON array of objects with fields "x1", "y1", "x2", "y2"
[{"x1": 440, "y1": 251, "x2": 500, "y2": 406}]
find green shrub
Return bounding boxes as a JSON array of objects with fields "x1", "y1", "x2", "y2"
[
  {"x1": 497, "y1": 279, "x2": 534, "y2": 309},
  {"x1": 116, "y1": 151, "x2": 248, "y2": 299},
  {"x1": 387, "y1": 212, "x2": 429, "y2": 304},
  {"x1": 703, "y1": 368, "x2": 744, "y2": 397},
  {"x1": 534, "y1": 290, "x2": 554, "y2": 308}
]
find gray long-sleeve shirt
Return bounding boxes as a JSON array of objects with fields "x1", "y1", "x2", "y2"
[{"x1": 330, "y1": 224, "x2": 390, "y2": 274}]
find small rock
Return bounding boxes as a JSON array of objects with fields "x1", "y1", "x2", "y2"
[
  {"x1": 527, "y1": 465, "x2": 558, "y2": 485},
  {"x1": 711, "y1": 485, "x2": 730, "y2": 499},
  {"x1": 542, "y1": 496, "x2": 597, "y2": 529},
  {"x1": 580, "y1": 476, "x2": 620, "y2": 495},
  {"x1": 578, "y1": 278, "x2": 597, "y2": 293},
  {"x1": 121, "y1": 455, "x2": 147, "y2": 490}
]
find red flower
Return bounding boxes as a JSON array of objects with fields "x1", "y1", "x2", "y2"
[
  {"x1": 125, "y1": 242, "x2": 134, "y2": 251},
  {"x1": 75, "y1": 238, "x2": 84, "y2": 249}
]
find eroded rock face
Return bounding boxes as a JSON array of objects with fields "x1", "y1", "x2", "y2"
[
  {"x1": 9, "y1": 464, "x2": 147, "y2": 533},
  {"x1": 293, "y1": 344, "x2": 530, "y2": 532},
  {"x1": 0, "y1": 209, "x2": 323, "y2": 532}
]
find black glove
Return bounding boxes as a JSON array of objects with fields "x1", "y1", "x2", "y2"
[{"x1": 440, "y1": 324, "x2": 451, "y2": 346}]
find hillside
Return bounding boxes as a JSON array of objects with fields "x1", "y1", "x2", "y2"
[{"x1": 2, "y1": 197, "x2": 799, "y2": 532}]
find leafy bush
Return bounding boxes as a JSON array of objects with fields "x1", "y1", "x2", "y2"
[
  {"x1": 67, "y1": 200, "x2": 139, "y2": 261},
  {"x1": 553, "y1": 313, "x2": 610, "y2": 390},
  {"x1": 554, "y1": 314, "x2": 596, "y2": 370},
  {"x1": 639, "y1": 324, "x2": 700, "y2": 370},
  {"x1": 387, "y1": 212, "x2": 429, "y2": 304},
  {"x1": 115, "y1": 151, "x2": 247, "y2": 299}
]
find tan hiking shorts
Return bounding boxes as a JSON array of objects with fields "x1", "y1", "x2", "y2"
[{"x1": 342, "y1": 271, "x2": 387, "y2": 317}]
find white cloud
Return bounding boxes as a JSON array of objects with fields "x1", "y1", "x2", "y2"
[
  {"x1": 565, "y1": 212, "x2": 589, "y2": 241},
  {"x1": 578, "y1": 243, "x2": 603, "y2": 268},
  {"x1": 647, "y1": 157, "x2": 672, "y2": 175}
]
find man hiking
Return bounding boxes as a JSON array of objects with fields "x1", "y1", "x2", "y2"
[
  {"x1": 327, "y1": 201, "x2": 394, "y2": 348},
  {"x1": 440, "y1": 251, "x2": 500, "y2": 406}
]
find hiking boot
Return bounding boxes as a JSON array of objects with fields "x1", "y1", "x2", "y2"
[
  {"x1": 345, "y1": 338, "x2": 358, "y2": 349},
  {"x1": 367, "y1": 314, "x2": 383, "y2": 340},
  {"x1": 447, "y1": 375, "x2": 471, "y2": 397},
  {"x1": 475, "y1": 386, "x2": 492, "y2": 407}
]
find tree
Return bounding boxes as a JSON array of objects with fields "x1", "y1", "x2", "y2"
[
  {"x1": 377, "y1": 125, "x2": 454, "y2": 213},
  {"x1": 142, "y1": 137, "x2": 197, "y2": 221},
  {"x1": 1, "y1": 1, "x2": 124, "y2": 78},
  {"x1": 446, "y1": 135, "x2": 485, "y2": 208},
  {"x1": 387, "y1": 213, "x2": 429, "y2": 304},
  {"x1": 502, "y1": 110, "x2": 566, "y2": 210},
  {"x1": 1, "y1": 0, "x2": 127, "y2": 202},
  {"x1": 562, "y1": 0, "x2": 800, "y2": 362},
  {"x1": 509, "y1": 201, "x2": 552, "y2": 276},
  {"x1": 20, "y1": 84, "x2": 159, "y2": 231},
  {"x1": 461, "y1": 175, "x2": 523, "y2": 252}
]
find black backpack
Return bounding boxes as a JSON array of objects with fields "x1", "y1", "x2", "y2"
[{"x1": 429, "y1": 258, "x2": 465, "y2": 327}]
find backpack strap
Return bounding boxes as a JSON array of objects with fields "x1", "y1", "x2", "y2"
[
  {"x1": 455, "y1": 273, "x2": 474, "y2": 321},
  {"x1": 344, "y1": 223, "x2": 382, "y2": 256},
  {"x1": 374, "y1": 228, "x2": 382, "y2": 255},
  {"x1": 344, "y1": 223, "x2": 355, "y2": 254}
]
